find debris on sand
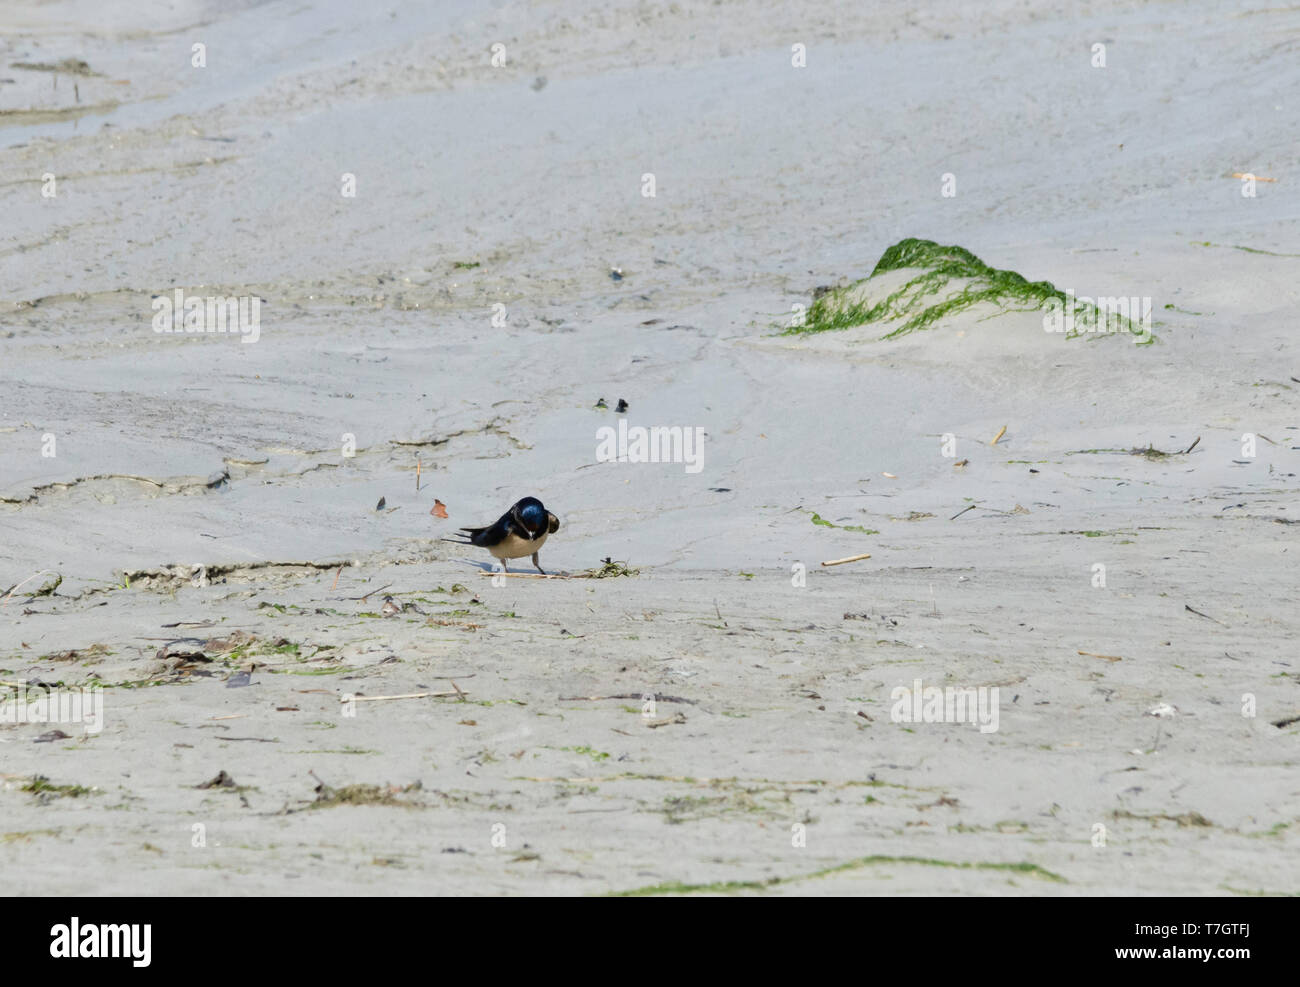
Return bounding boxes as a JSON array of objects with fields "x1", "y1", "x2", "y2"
[
  {"x1": 43, "y1": 644, "x2": 110, "y2": 660},
  {"x1": 13, "y1": 59, "x2": 98, "y2": 76},
  {"x1": 225, "y1": 669, "x2": 254, "y2": 688},
  {"x1": 308, "y1": 772, "x2": 423, "y2": 809},
  {"x1": 1, "y1": 570, "x2": 62, "y2": 604},
  {"x1": 196, "y1": 770, "x2": 238, "y2": 790},
  {"x1": 585, "y1": 557, "x2": 640, "y2": 578},
  {"x1": 1130, "y1": 436, "x2": 1200, "y2": 459},
  {"x1": 1077, "y1": 650, "x2": 1122, "y2": 663},
  {"x1": 808, "y1": 511, "x2": 877, "y2": 534},
  {"x1": 20, "y1": 775, "x2": 97, "y2": 799},
  {"x1": 821, "y1": 553, "x2": 871, "y2": 567},
  {"x1": 790, "y1": 237, "x2": 1151, "y2": 341}
]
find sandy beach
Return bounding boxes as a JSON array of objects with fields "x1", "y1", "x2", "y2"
[{"x1": 1, "y1": 0, "x2": 1298, "y2": 895}]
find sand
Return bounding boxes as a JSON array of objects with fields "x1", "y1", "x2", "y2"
[{"x1": 1, "y1": 0, "x2": 1297, "y2": 895}]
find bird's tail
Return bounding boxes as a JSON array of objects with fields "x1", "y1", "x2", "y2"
[{"x1": 441, "y1": 527, "x2": 486, "y2": 547}]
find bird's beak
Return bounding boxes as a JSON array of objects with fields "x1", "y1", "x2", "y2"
[{"x1": 547, "y1": 513, "x2": 560, "y2": 534}]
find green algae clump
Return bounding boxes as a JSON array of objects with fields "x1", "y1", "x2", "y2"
[{"x1": 790, "y1": 238, "x2": 1151, "y2": 342}]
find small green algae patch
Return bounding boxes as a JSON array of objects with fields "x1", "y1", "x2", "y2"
[
  {"x1": 553, "y1": 745, "x2": 611, "y2": 762},
  {"x1": 581, "y1": 558, "x2": 640, "y2": 578},
  {"x1": 1192, "y1": 241, "x2": 1300, "y2": 258},
  {"x1": 309, "y1": 779, "x2": 423, "y2": 809},
  {"x1": 809, "y1": 512, "x2": 876, "y2": 534},
  {"x1": 788, "y1": 238, "x2": 1150, "y2": 341},
  {"x1": 1, "y1": 829, "x2": 60, "y2": 844},
  {"x1": 608, "y1": 855, "x2": 1066, "y2": 895},
  {"x1": 21, "y1": 776, "x2": 98, "y2": 799}
]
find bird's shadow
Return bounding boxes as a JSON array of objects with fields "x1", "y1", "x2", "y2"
[{"x1": 448, "y1": 558, "x2": 561, "y2": 577}]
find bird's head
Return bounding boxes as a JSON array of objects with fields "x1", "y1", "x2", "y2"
[{"x1": 512, "y1": 497, "x2": 549, "y2": 538}]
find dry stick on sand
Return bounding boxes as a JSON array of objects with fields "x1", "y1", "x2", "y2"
[
  {"x1": 336, "y1": 583, "x2": 392, "y2": 600},
  {"x1": 820, "y1": 553, "x2": 872, "y2": 567},
  {"x1": 1185, "y1": 603, "x2": 1227, "y2": 626},
  {"x1": 1183, "y1": 436, "x2": 1201, "y2": 454},
  {"x1": 646, "y1": 713, "x2": 687, "y2": 729},
  {"x1": 1230, "y1": 172, "x2": 1277, "y2": 182},
  {"x1": 343, "y1": 691, "x2": 460, "y2": 703},
  {"x1": 991, "y1": 425, "x2": 1007, "y2": 446},
  {"x1": 950, "y1": 505, "x2": 977, "y2": 520},
  {"x1": 416, "y1": 456, "x2": 421, "y2": 491},
  {"x1": 1077, "y1": 650, "x2": 1123, "y2": 662},
  {"x1": 0, "y1": 569, "x2": 60, "y2": 607},
  {"x1": 331, "y1": 567, "x2": 341, "y2": 591}
]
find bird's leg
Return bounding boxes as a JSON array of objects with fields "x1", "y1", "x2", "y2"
[{"x1": 532, "y1": 552, "x2": 547, "y2": 575}]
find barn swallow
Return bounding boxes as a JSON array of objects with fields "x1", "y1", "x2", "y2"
[{"x1": 443, "y1": 496, "x2": 560, "y2": 574}]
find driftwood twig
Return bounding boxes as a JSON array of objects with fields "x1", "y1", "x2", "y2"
[{"x1": 820, "y1": 553, "x2": 872, "y2": 567}]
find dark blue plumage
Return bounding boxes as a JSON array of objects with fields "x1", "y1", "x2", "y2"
[{"x1": 443, "y1": 496, "x2": 560, "y2": 573}]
